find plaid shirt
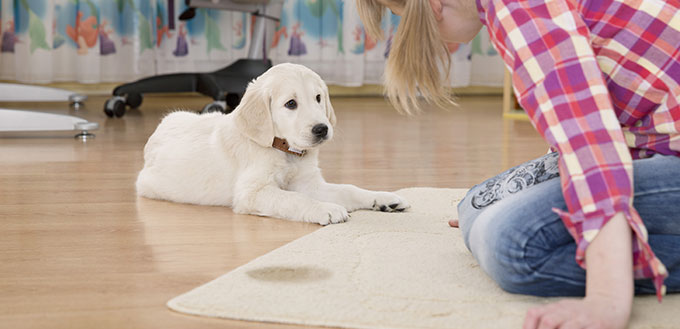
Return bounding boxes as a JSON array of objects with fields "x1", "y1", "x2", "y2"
[{"x1": 476, "y1": 0, "x2": 680, "y2": 300}]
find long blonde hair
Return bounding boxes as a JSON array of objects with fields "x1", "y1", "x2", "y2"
[{"x1": 356, "y1": 0, "x2": 456, "y2": 114}]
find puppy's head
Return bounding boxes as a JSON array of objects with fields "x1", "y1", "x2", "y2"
[{"x1": 234, "y1": 63, "x2": 336, "y2": 151}]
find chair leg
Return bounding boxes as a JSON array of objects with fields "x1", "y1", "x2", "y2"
[
  {"x1": 502, "y1": 68, "x2": 512, "y2": 116},
  {"x1": 501, "y1": 68, "x2": 530, "y2": 121}
]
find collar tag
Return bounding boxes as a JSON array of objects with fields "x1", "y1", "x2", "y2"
[{"x1": 272, "y1": 137, "x2": 306, "y2": 157}]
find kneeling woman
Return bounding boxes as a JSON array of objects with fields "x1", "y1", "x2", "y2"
[{"x1": 356, "y1": 0, "x2": 680, "y2": 328}]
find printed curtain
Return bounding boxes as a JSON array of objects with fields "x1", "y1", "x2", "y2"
[{"x1": 0, "y1": 0, "x2": 504, "y2": 87}]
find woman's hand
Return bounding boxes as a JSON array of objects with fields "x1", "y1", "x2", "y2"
[
  {"x1": 523, "y1": 212, "x2": 633, "y2": 329},
  {"x1": 523, "y1": 294, "x2": 631, "y2": 329},
  {"x1": 448, "y1": 219, "x2": 459, "y2": 227}
]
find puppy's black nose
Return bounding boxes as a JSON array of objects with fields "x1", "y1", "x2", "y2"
[{"x1": 312, "y1": 124, "x2": 328, "y2": 138}]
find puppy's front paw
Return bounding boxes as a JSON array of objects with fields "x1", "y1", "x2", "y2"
[
  {"x1": 371, "y1": 192, "x2": 410, "y2": 212},
  {"x1": 304, "y1": 202, "x2": 349, "y2": 225}
]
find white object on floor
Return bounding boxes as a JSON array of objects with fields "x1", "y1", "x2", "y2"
[
  {"x1": 0, "y1": 84, "x2": 91, "y2": 138},
  {"x1": 0, "y1": 83, "x2": 87, "y2": 104},
  {"x1": 168, "y1": 187, "x2": 678, "y2": 329},
  {"x1": 0, "y1": 109, "x2": 98, "y2": 139}
]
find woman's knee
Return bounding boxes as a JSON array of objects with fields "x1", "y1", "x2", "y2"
[
  {"x1": 457, "y1": 187, "x2": 484, "y2": 249},
  {"x1": 633, "y1": 155, "x2": 680, "y2": 234},
  {"x1": 464, "y1": 201, "x2": 539, "y2": 291},
  {"x1": 462, "y1": 184, "x2": 584, "y2": 296},
  {"x1": 477, "y1": 222, "x2": 585, "y2": 296}
]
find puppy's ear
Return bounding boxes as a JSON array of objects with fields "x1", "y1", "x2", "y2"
[
  {"x1": 323, "y1": 84, "x2": 337, "y2": 127},
  {"x1": 234, "y1": 79, "x2": 274, "y2": 147}
]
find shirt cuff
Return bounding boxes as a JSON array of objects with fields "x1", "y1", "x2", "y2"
[{"x1": 553, "y1": 204, "x2": 668, "y2": 302}]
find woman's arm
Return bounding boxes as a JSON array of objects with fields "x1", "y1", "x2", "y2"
[
  {"x1": 523, "y1": 212, "x2": 633, "y2": 329},
  {"x1": 585, "y1": 212, "x2": 633, "y2": 310}
]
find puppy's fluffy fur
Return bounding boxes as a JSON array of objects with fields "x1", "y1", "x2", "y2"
[{"x1": 136, "y1": 63, "x2": 409, "y2": 225}]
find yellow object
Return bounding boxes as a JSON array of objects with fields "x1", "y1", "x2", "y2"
[{"x1": 502, "y1": 68, "x2": 530, "y2": 121}]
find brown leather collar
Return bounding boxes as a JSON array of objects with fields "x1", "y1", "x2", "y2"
[{"x1": 272, "y1": 137, "x2": 306, "y2": 157}]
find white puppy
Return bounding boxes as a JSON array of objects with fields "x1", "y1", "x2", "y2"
[{"x1": 136, "y1": 63, "x2": 409, "y2": 225}]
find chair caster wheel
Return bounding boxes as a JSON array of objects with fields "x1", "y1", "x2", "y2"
[
  {"x1": 125, "y1": 93, "x2": 143, "y2": 108},
  {"x1": 104, "y1": 96, "x2": 127, "y2": 118},
  {"x1": 201, "y1": 101, "x2": 229, "y2": 114},
  {"x1": 225, "y1": 93, "x2": 241, "y2": 109}
]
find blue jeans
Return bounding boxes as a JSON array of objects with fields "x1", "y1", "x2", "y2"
[{"x1": 457, "y1": 153, "x2": 680, "y2": 297}]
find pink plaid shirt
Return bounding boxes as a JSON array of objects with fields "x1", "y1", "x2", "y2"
[{"x1": 476, "y1": 0, "x2": 680, "y2": 300}]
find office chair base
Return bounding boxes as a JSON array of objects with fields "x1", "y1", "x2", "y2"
[{"x1": 105, "y1": 59, "x2": 272, "y2": 117}]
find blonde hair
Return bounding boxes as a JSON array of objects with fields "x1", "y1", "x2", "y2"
[{"x1": 356, "y1": 0, "x2": 456, "y2": 114}]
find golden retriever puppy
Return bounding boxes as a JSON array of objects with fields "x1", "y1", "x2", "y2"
[{"x1": 136, "y1": 63, "x2": 409, "y2": 225}]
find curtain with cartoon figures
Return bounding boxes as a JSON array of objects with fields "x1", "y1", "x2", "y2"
[{"x1": 0, "y1": 0, "x2": 504, "y2": 87}]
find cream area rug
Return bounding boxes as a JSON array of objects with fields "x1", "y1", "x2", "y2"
[{"x1": 168, "y1": 188, "x2": 679, "y2": 328}]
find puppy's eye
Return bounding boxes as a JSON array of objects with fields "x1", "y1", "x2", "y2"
[
  {"x1": 316, "y1": 94, "x2": 321, "y2": 103},
  {"x1": 285, "y1": 99, "x2": 297, "y2": 110}
]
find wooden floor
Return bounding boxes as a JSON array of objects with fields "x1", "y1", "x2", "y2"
[{"x1": 0, "y1": 95, "x2": 547, "y2": 329}]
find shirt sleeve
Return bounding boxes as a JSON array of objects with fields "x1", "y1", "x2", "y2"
[{"x1": 481, "y1": 0, "x2": 667, "y2": 300}]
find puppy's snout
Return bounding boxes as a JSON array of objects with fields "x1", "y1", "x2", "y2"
[{"x1": 312, "y1": 124, "x2": 328, "y2": 138}]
